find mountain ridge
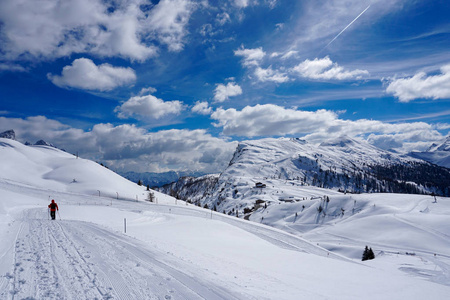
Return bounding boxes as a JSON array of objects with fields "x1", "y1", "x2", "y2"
[{"x1": 159, "y1": 136, "x2": 450, "y2": 215}]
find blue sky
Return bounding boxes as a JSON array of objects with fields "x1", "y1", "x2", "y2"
[{"x1": 0, "y1": 0, "x2": 449, "y2": 174}]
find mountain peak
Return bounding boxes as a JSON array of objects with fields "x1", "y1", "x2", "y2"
[
  {"x1": 427, "y1": 135, "x2": 450, "y2": 152},
  {"x1": 0, "y1": 129, "x2": 16, "y2": 140},
  {"x1": 34, "y1": 139, "x2": 55, "y2": 147}
]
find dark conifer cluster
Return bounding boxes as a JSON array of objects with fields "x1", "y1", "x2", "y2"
[{"x1": 362, "y1": 246, "x2": 375, "y2": 261}]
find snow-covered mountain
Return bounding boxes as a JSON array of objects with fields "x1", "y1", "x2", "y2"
[
  {"x1": 160, "y1": 136, "x2": 450, "y2": 215},
  {"x1": 409, "y1": 135, "x2": 450, "y2": 169},
  {"x1": 0, "y1": 129, "x2": 15, "y2": 140},
  {"x1": 1, "y1": 137, "x2": 450, "y2": 299},
  {"x1": 158, "y1": 173, "x2": 220, "y2": 203}
]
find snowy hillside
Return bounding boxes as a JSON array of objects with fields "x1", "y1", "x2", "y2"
[
  {"x1": 410, "y1": 135, "x2": 450, "y2": 169},
  {"x1": 0, "y1": 138, "x2": 158, "y2": 201},
  {"x1": 223, "y1": 136, "x2": 449, "y2": 195},
  {"x1": 1, "y1": 137, "x2": 450, "y2": 299},
  {"x1": 160, "y1": 137, "x2": 449, "y2": 214}
]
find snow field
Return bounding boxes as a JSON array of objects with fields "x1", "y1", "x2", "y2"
[
  {"x1": 1, "y1": 137, "x2": 450, "y2": 299},
  {"x1": 2, "y1": 185, "x2": 450, "y2": 299}
]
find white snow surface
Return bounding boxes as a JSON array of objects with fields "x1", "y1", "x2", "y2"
[{"x1": 1, "y1": 138, "x2": 450, "y2": 299}]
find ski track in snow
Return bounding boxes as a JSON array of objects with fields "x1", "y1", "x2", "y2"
[{"x1": 4, "y1": 208, "x2": 243, "y2": 300}]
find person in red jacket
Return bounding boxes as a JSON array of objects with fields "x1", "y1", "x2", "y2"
[{"x1": 48, "y1": 199, "x2": 59, "y2": 220}]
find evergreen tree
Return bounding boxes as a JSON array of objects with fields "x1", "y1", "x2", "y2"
[
  {"x1": 362, "y1": 246, "x2": 375, "y2": 261},
  {"x1": 362, "y1": 246, "x2": 370, "y2": 261},
  {"x1": 368, "y1": 248, "x2": 375, "y2": 260}
]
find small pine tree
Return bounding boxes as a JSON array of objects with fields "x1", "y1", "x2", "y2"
[
  {"x1": 362, "y1": 246, "x2": 370, "y2": 261},
  {"x1": 362, "y1": 246, "x2": 375, "y2": 261},
  {"x1": 368, "y1": 247, "x2": 375, "y2": 260}
]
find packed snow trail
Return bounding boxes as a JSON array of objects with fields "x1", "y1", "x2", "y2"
[{"x1": 4, "y1": 208, "x2": 244, "y2": 300}]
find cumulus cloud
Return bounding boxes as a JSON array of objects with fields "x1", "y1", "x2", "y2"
[
  {"x1": 213, "y1": 82, "x2": 243, "y2": 102},
  {"x1": 0, "y1": 116, "x2": 237, "y2": 173},
  {"x1": 115, "y1": 95, "x2": 184, "y2": 120},
  {"x1": 47, "y1": 58, "x2": 136, "y2": 91},
  {"x1": 254, "y1": 66, "x2": 289, "y2": 83},
  {"x1": 236, "y1": 47, "x2": 368, "y2": 84},
  {"x1": 292, "y1": 56, "x2": 369, "y2": 80},
  {"x1": 210, "y1": 103, "x2": 447, "y2": 153},
  {"x1": 386, "y1": 64, "x2": 450, "y2": 102},
  {"x1": 0, "y1": 116, "x2": 94, "y2": 148},
  {"x1": 234, "y1": 46, "x2": 266, "y2": 66},
  {"x1": 192, "y1": 101, "x2": 212, "y2": 115},
  {"x1": 0, "y1": 0, "x2": 196, "y2": 61},
  {"x1": 91, "y1": 126, "x2": 237, "y2": 173},
  {"x1": 211, "y1": 104, "x2": 338, "y2": 137}
]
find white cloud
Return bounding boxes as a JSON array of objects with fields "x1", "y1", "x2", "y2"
[
  {"x1": 275, "y1": 23, "x2": 284, "y2": 30},
  {"x1": 0, "y1": 116, "x2": 93, "y2": 148},
  {"x1": 192, "y1": 101, "x2": 212, "y2": 115},
  {"x1": 211, "y1": 104, "x2": 337, "y2": 137},
  {"x1": 213, "y1": 82, "x2": 243, "y2": 102},
  {"x1": 47, "y1": 58, "x2": 136, "y2": 91},
  {"x1": 386, "y1": 64, "x2": 450, "y2": 102},
  {"x1": 0, "y1": 116, "x2": 237, "y2": 173},
  {"x1": 210, "y1": 104, "x2": 448, "y2": 153},
  {"x1": 265, "y1": 0, "x2": 279, "y2": 9},
  {"x1": 145, "y1": 0, "x2": 196, "y2": 52},
  {"x1": 234, "y1": 46, "x2": 266, "y2": 66},
  {"x1": 139, "y1": 86, "x2": 158, "y2": 95},
  {"x1": 115, "y1": 95, "x2": 184, "y2": 120},
  {"x1": 236, "y1": 48, "x2": 367, "y2": 84},
  {"x1": 0, "y1": 0, "x2": 196, "y2": 61},
  {"x1": 292, "y1": 56, "x2": 369, "y2": 80},
  {"x1": 254, "y1": 66, "x2": 289, "y2": 83},
  {"x1": 0, "y1": 63, "x2": 27, "y2": 72},
  {"x1": 216, "y1": 12, "x2": 231, "y2": 25},
  {"x1": 233, "y1": 0, "x2": 275, "y2": 9},
  {"x1": 90, "y1": 125, "x2": 237, "y2": 173},
  {"x1": 234, "y1": 0, "x2": 250, "y2": 8},
  {"x1": 280, "y1": 50, "x2": 298, "y2": 60}
]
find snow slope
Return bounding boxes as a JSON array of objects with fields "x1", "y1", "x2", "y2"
[
  {"x1": 1, "y1": 137, "x2": 450, "y2": 299},
  {"x1": 171, "y1": 136, "x2": 448, "y2": 217},
  {"x1": 0, "y1": 138, "x2": 160, "y2": 201}
]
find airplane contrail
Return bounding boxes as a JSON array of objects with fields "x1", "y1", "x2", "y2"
[{"x1": 320, "y1": 5, "x2": 371, "y2": 53}]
